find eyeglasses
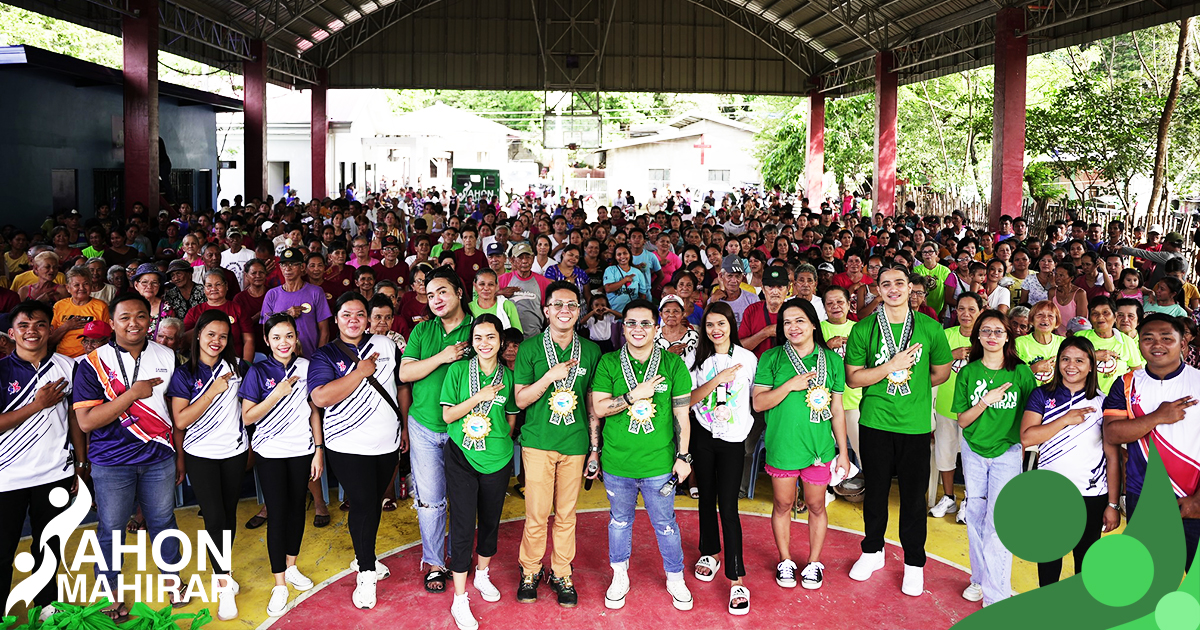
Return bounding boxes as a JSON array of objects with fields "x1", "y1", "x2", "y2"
[
  {"x1": 623, "y1": 320, "x2": 655, "y2": 330},
  {"x1": 978, "y1": 328, "x2": 1007, "y2": 338},
  {"x1": 548, "y1": 300, "x2": 581, "y2": 311}
]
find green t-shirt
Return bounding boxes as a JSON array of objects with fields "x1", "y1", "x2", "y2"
[
  {"x1": 845, "y1": 311, "x2": 953, "y2": 434},
  {"x1": 1014, "y1": 333, "x2": 1064, "y2": 385},
  {"x1": 468, "y1": 297, "x2": 524, "y2": 333},
  {"x1": 1074, "y1": 329, "x2": 1144, "y2": 396},
  {"x1": 431, "y1": 242, "x2": 463, "y2": 257},
  {"x1": 914, "y1": 263, "x2": 951, "y2": 315},
  {"x1": 402, "y1": 315, "x2": 473, "y2": 433},
  {"x1": 514, "y1": 332, "x2": 601, "y2": 455},
  {"x1": 934, "y1": 326, "x2": 973, "y2": 418},
  {"x1": 591, "y1": 347, "x2": 691, "y2": 479},
  {"x1": 440, "y1": 360, "x2": 520, "y2": 474},
  {"x1": 951, "y1": 361, "x2": 1037, "y2": 457},
  {"x1": 753, "y1": 345, "x2": 844, "y2": 470},
  {"x1": 819, "y1": 320, "x2": 860, "y2": 410}
]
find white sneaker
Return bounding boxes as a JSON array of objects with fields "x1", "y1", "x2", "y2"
[
  {"x1": 353, "y1": 570, "x2": 378, "y2": 610},
  {"x1": 800, "y1": 562, "x2": 825, "y2": 590},
  {"x1": 825, "y1": 489, "x2": 837, "y2": 506},
  {"x1": 473, "y1": 566, "x2": 501, "y2": 603},
  {"x1": 902, "y1": 565, "x2": 924, "y2": 597},
  {"x1": 216, "y1": 587, "x2": 238, "y2": 621},
  {"x1": 228, "y1": 575, "x2": 240, "y2": 595},
  {"x1": 351, "y1": 558, "x2": 390, "y2": 580},
  {"x1": 930, "y1": 495, "x2": 958, "y2": 518},
  {"x1": 451, "y1": 593, "x2": 478, "y2": 630},
  {"x1": 848, "y1": 551, "x2": 885, "y2": 582},
  {"x1": 605, "y1": 566, "x2": 629, "y2": 610},
  {"x1": 956, "y1": 498, "x2": 968, "y2": 524},
  {"x1": 266, "y1": 585, "x2": 290, "y2": 617},
  {"x1": 775, "y1": 559, "x2": 797, "y2": 588},
  {"x1": 666, "y1": 579, "x2": 693, "y2": 611},
  {"x1": 285, "y1": 565, "x2": 314, "y2": 591},
  {"x1": 962, "y1": 583, "x2": 983, "y2": 602}
]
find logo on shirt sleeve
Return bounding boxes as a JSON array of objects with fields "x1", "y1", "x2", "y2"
[
  {"x1": 336, "y1": 361, "x2": 347, "y2": 372},
  {"x1": 266, "y1": 378, "x2": 277, "y2": 388},
  {"x1": 7, "y1": 381, "x2": 20, "y2": 395}
]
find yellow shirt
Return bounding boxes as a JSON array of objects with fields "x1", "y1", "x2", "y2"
[
  {"x1": 11, "y1": 270, "x2": 66, "y2": 293},
  {"x1": 4, "y1": 252, "x2": 27, "y2": 277},
  {"x1": 1184, "y1": 282, "x2": 1199, "y2": 309},
  {"x1": 52, "y1": 298, "x2": 109, "y2": 358}
]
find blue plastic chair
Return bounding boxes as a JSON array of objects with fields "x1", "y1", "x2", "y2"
[{"x1": 747, "y1": 434, "x2": 766, "y2": 499}]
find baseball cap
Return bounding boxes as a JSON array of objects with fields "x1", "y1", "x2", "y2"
[
  {"x1": 721, "y1": 254, "x2": 744, "y2": 274},
  {"x1": 81, "y1": 321, "x2": 113, "y2": 339},
  {"x1": 226, "y1": 229, "x2": 243, "y2": 238},
  {"x1": 658, "y1": 295, "x2": 685, "y2": 311},
  {"x1": 1149, "y1": 224, "x2": 1163, "y2": 234},
  {"x1": 486, "y1": 242, "x2": 506, "y2": 257},
  {"x1": 762, "y1": 267, "x2": 789, "y2": 287},
  {"x1": 817, "y1": 262, "x2": 837, "y2": 274},
  {"x1": 1165, "y1": 231, "x2": 1185, "y2": 245},
  {"x1": 1066, "y1": 316, "x2": 1092, "y2": 334},
  {"x1": 262, "y1": 221, "x2": 276, "y2": 231},
  {"x1": 160, "y1": 248, "x2": 177, "y2": 259},
  {"x1": 280, "y1": 248, "x2": 305, "y2": 264},
  {"x1": 167, "y1": 259, "x2": 192, "y2": 274},
  {"x1": 381, "y1": 235, "x2": 400, "y2": 248},
  {"x1": 510, "y1": 242, "x2": 534, "y2": 258}
]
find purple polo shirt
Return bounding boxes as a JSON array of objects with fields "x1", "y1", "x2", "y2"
[{"x1": 261, "y1": 282, "x2": 332, "y2": 358}]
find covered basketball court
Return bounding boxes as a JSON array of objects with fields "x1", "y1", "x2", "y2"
[{"x1": 6, "y1": 0, "x2": 1200, "y2": 228}]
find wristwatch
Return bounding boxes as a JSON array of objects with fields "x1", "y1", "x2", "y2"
[
  {"x1": 589, "y1": 445, "x2": 601, "y2": 453},
  {"x1": 1107, "y1": 502, "x2": 1120, "y2": 510},
  {"x1": 675, "y1": 452, "x2": 693, "y2": 464}
]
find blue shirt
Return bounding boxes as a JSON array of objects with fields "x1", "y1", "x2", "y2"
[
  {"x1": 240, "y1": 355, "x2": 314, "y2": 459},
  {"x1": 166, "y1": 359, "x2": 247, "y2": 459},
  {"x1": 73, "y1": 341, "x2": 177, "y2": 467},
  {"x1": 0, "y1": 352, "x2": 75, "y2": 491},
  {"x1": 308, "y1": 335, "x2": 401, "y2": 455}
]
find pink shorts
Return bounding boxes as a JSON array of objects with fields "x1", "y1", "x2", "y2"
[{"x1": 765, "y1": 460, "x2": 832, "y2": 485}]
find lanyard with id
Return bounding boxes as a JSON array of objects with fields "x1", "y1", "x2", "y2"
[{"x1": 113, "y1": 342, "x2": 143, "y2": 427}]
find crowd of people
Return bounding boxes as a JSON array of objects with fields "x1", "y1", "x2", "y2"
[{"x1": 0, "y1": 188, "x2": 1198, "y2": 630}]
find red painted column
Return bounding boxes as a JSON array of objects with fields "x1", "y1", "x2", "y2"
[
  {"x1": 806, "y1": 89, "x2": 825, "y2": 204},
  {"x1": 874, "y1": 51, "x2": 898, "y2": 216},
  {"x1": 311, "y1": 68, "x2": 328, "y2": 200},
  {"x1": 122, "y1": 0, "x2": 159, "y2": 215},
  {"x1": 990, "y1": 7, "x2": 1027, "y2": 231},
  {"x1": 244, "y1": 40, "x2": 268, "y2": 202}
]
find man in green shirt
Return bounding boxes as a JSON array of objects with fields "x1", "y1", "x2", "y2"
[
  {"x1": 844, "y1": 265, "x2": 952, "y2": 598},
  {"x1": 398, "y1": 266, "x2": 472, "y2": 594},
  {"x1": 590, "y1": 299, "x2": 695, "y2": 612},
  {"x1": 513, "y1": 280, "x2": 601, "y2": 607},
  {"x1": 914, "y1": 242, "x2": 951, "y2": 317}
]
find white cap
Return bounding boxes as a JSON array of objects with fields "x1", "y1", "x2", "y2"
[
  {"x1": 262, "y1": 221, "x2": 275, "y2": 231},
  {"x1": 1149, "y1": 224, "x2": 1164, "y2": 234}
]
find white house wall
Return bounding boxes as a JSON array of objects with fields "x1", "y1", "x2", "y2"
[{"x1": 603, "y1": 119, "x2": 758, "y2": 203}]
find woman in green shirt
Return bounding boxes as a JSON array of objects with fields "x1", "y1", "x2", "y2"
[
  {"x1": 439, "y1": 313, "x2": 519, "y2": 630},
  {"x1": 952, "y1": 309, "x2": 1037, "y2": 607},
  {"x1": 1014, "y1": 300, "x2": 1064, "y2": 386},
  {"x1": 752, "y1": 298, "x2": 850, "y2": 592},
  {"x1": 1075, "y1": 295, "x2": 1144, "y2": 396}
]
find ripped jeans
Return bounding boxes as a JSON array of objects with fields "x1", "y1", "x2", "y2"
[
  {"x1": 409, "y1": 418, "x2": 449, "y2": 568},
  {"x1": 603, "y1": 471, "x2": 685, "y2": 580}
]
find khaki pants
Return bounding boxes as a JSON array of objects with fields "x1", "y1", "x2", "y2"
[{"x1": 518, "y1": 447, "x2": 585, "y2": 577}]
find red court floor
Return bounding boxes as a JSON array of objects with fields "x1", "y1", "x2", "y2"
[{"x1": 262, "y1": 507, "x2": 981, "y2": 630}]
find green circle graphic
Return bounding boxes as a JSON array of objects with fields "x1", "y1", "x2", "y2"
[
  {"x1": 1082, "y1": 534, "x2": 1154, "y2": 606},
  {"x1": 995, "y1": 469, "x2": 1086, "y2": 562},
  {"x1": 1155, "y1": 591, "x2": 1200, "y2": 630}
]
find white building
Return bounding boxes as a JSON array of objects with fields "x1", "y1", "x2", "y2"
[
  {"x1": 217, "y1": 87, "x2": 534, "y2": 201},
  {"x1": 591, "y1": 112, "x2": 759, "y2": 205}
]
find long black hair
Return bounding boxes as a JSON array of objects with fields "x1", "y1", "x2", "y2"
[
  {"x1": 774, "y1": 297, "x2": 829, "y2": 350},
  {"x1": 189, "y1": 309, "x2": 239, "y2": 377},
  {"x1": 691, "y1": 302, "x2": 741, "y2": 372},
  {"x1": 968, "y1": 308, "x2": 1022, "y2": 372},
  {"x1": 1045, "y1": 336, "x2": 1100, "y2": 399}
]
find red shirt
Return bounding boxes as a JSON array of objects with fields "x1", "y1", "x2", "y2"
[
  {"x1": 372, "y1": 260, "x2": 411, "y2": 289},
  {"x1": 396, "y1": 293, "x2": 431, "y2": 337},
  {"x1": 453, "y1": 249, "x2": 487, "y2": 287},
  {"x1": 183, "y1": 301, "x2": 250, "y2": 357},
  {"x1": 232, "y1": 289, "x2": 267, "y2": 356},
  {"x1": 322, "y1": 266, "x2": 355, "y2": 308},
  {"x1": 738, "y1": 301, "x2": 778, "y2": 359}
]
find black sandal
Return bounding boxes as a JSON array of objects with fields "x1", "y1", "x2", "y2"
[
  {"x1": 102, "y1": 602, "x2": 130, "y2": 622},
  {"x1": 313, "y1": 513, "x2": 330, "y2": 528},
  {"x1": 245, "y1": 513, "x2": 267, "y2": 529},
  {"x1": 424, "y1": 568, "x2": 449, "y2": 593}
]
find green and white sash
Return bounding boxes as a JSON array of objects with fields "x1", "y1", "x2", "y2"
[
  {"x1": 463, "y1": 358, "x2": 504, "y2": 451},
  {"x1": 621, "y1": 346, "x2": 661, "y2": 435},
  {"x1": 875, "y1": 307, "x2": 915, "y2": 395},
  {"x1": 543, "y1": 330, "x2": 582, "y2": 426},
  {"x1": 785, "y1": 343, "x2": 833, "y2": 423}
]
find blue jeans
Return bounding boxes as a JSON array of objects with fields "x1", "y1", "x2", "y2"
[
  {"x1": 408, "y1": 418, "x2": 450, "y2": 568},
  {"x1": 961, "y1": 440, "x2": 1022, "y2": 606},
  {"x1": 604, "y1": 471, "x2": 685, "y2": 580},
  {"x1": 90, "y1": 457, "x2": 181, "y2": 588}
]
